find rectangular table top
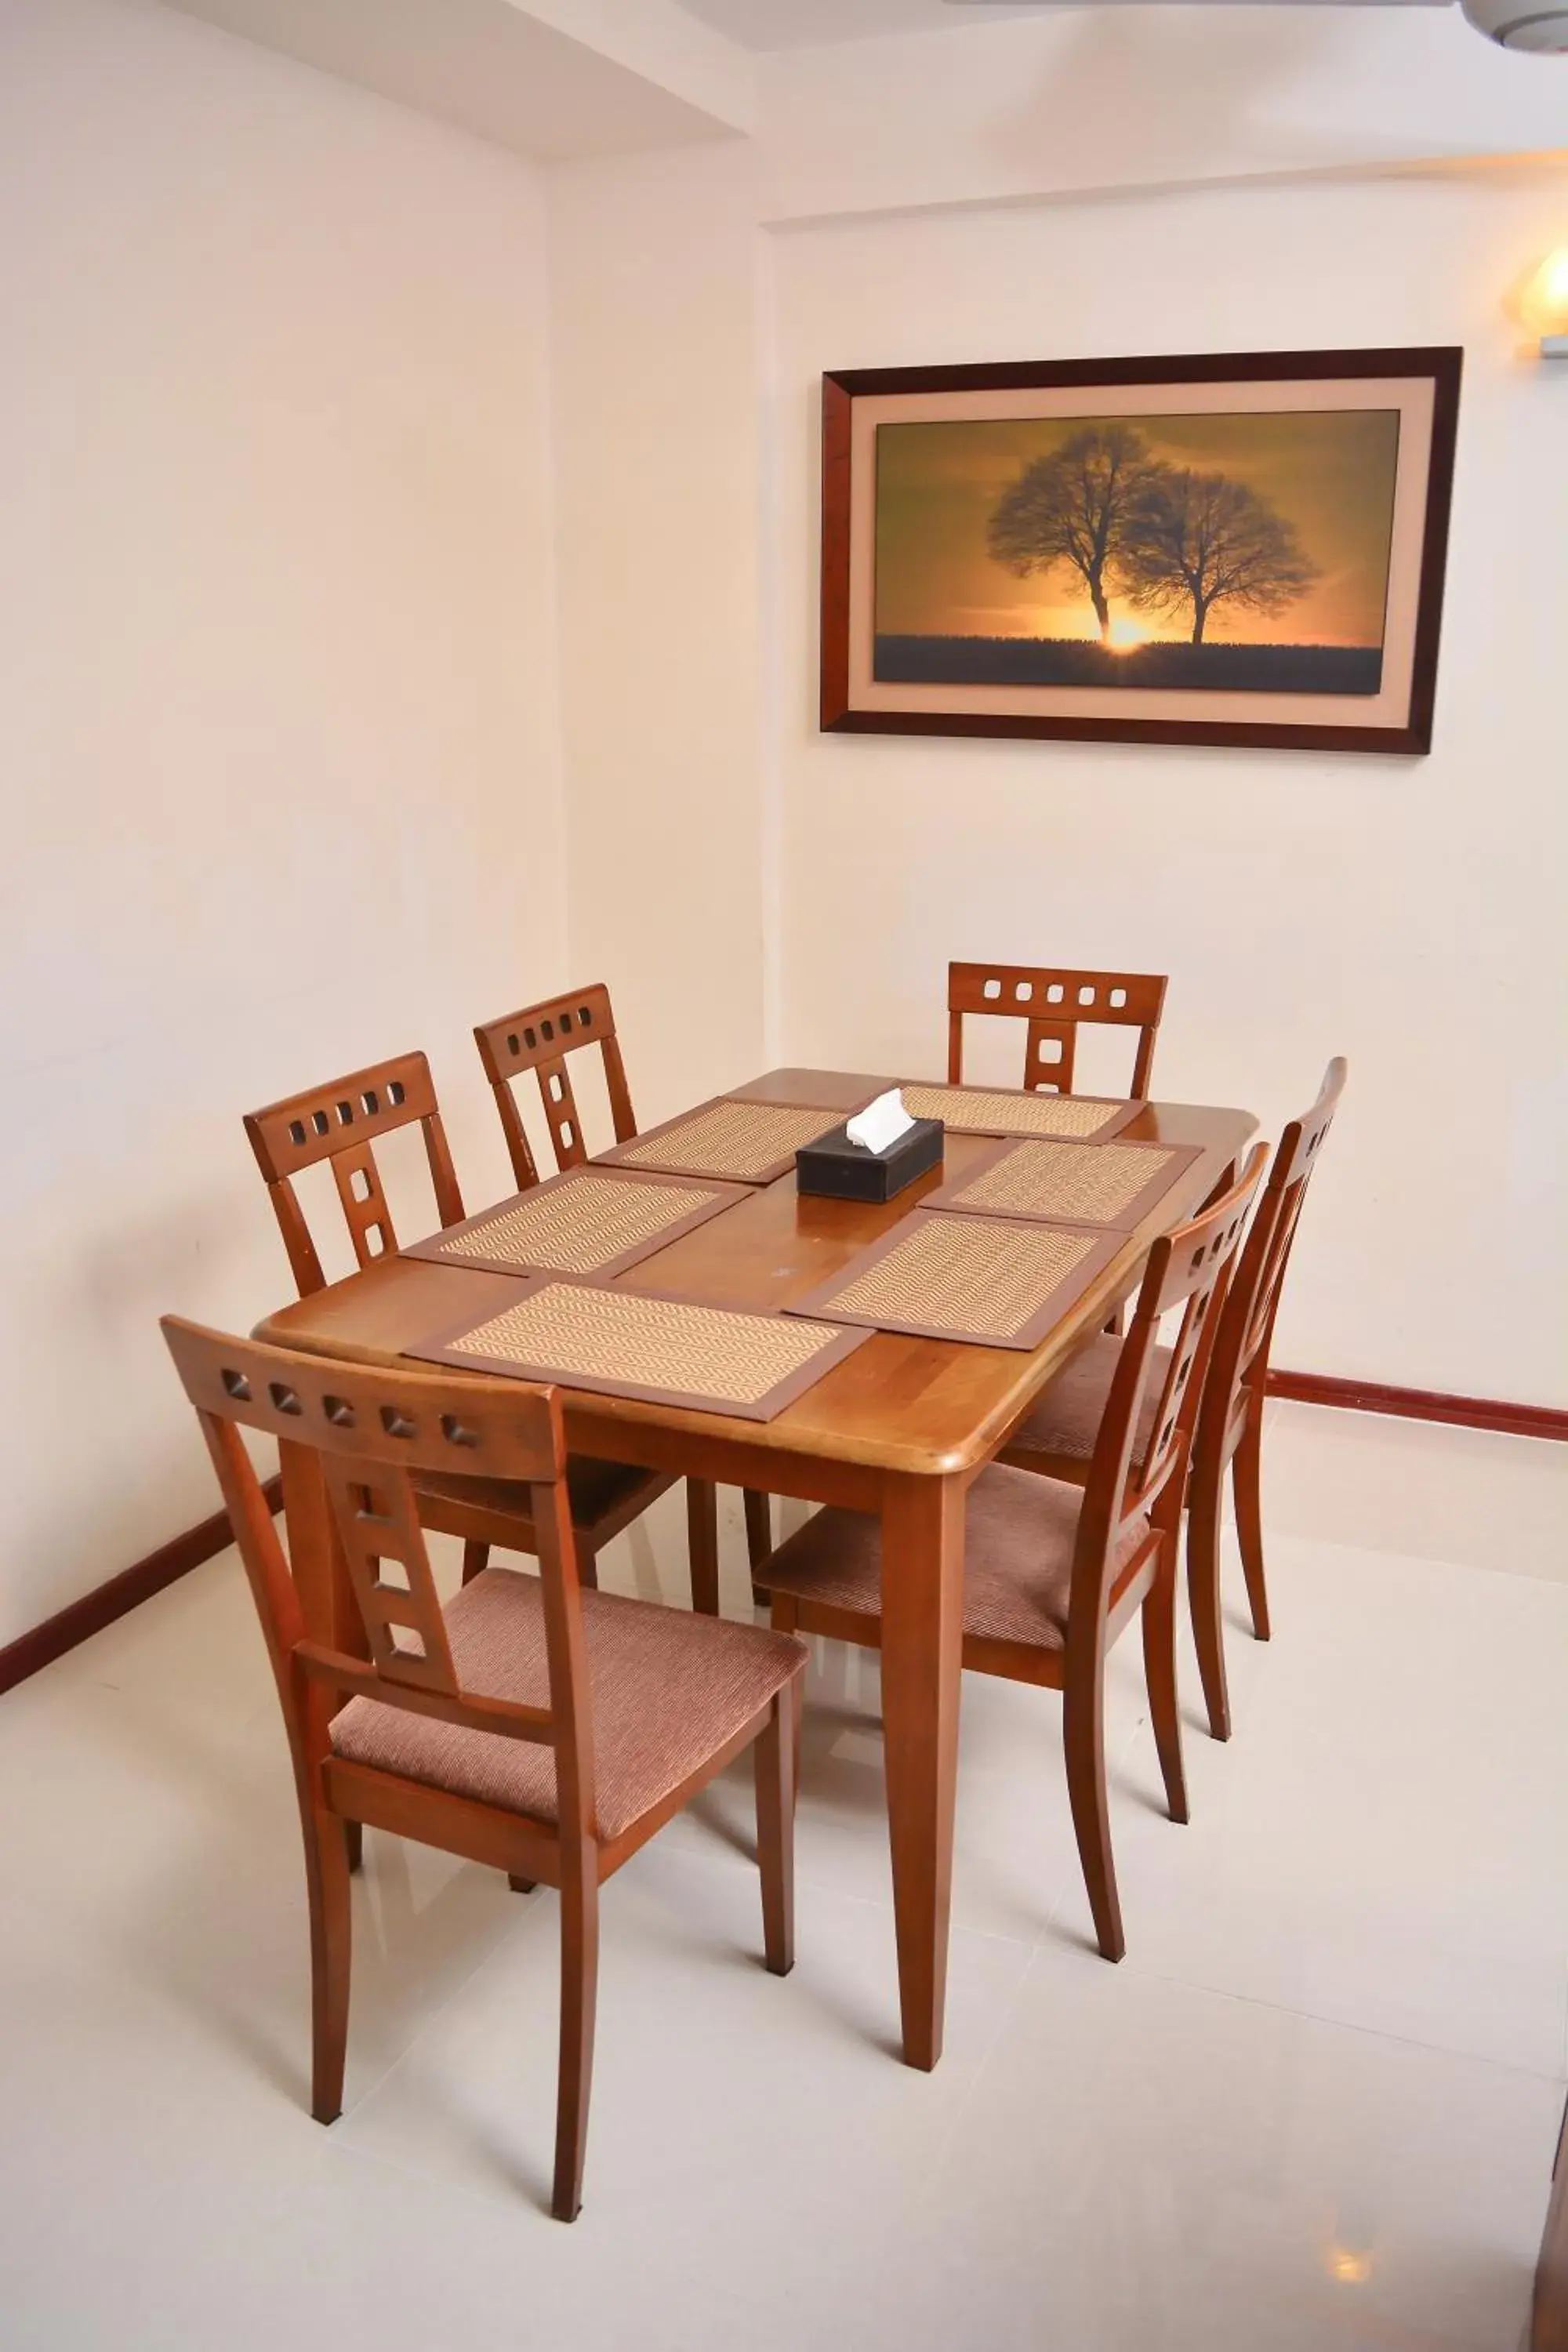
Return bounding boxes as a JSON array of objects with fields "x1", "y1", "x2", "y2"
[{"x1": 254, "y1": 1069, "x2": 1256, "y2": 1481}]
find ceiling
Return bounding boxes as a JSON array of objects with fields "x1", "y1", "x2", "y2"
[
  {"x1": 680, "y1": 0, "x2": 1048, "y2": 38},
  {"x1": 681, "y1": 0, "x2": 1441, "y2": 48},
  {"x1": 159, "y1": 0, "x2": 745, "y2": 160}
]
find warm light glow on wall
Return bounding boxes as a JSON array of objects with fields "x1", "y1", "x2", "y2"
[{"x1": 1519, "y1": 248, "x2": 1568, "y2": 356}]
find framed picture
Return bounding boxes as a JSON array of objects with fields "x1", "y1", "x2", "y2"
[{"x1": 820, "y1": 348, "x2": 1461, "y2": 756}]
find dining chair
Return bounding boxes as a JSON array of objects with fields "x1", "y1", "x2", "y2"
[
  {"x1": 473, "y1": 982, "x2": 635, "y2": 1191},
  {"x1": 763, "y1": 1152, "x2": 1265, "y2": 1963},
  {"x1": 1000, "y1": 1060, "x2": 1346, "y2": 1741},
  {"x1": 161, "y1": 1318, "x2": 805, "y2": 2222},
  {"x1": 243, "y1": 1051, "x2": 692, "y2": 1601},
  {"x1": 947, "y1": 962, "x2": 1168, "y2": 1100},
  {"x1": 474, "y1": 986, "x2": 776, "y2": 1580}
]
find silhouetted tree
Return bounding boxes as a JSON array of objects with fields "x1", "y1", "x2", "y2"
[
  {"x1": 1122, "y1": 470, "x2": 1318, "y2": 646},
  {"x1": 987, "y1": 425, "x2": 1160, "y2": 643}
]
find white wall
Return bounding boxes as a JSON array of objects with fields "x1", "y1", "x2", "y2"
[
  {"x1": 550, "y1": 140, "x2": 771, "y2": 1120},
  {"x1": 547, "y1": 136, "x2": 1568, "y2": 1408},
  {"x1": 8, "y1": 0, "x2": 1566, "y2": 1647},
  {"x1": 756, "y1": 9, "x2": 1568, "y2": 223},
  {"x1": 0, "y1": 0, "x2": 567, "y2": 1642},
  {"x1": 771, "y1": 169, "x2": 1568, "y2": 1403}
]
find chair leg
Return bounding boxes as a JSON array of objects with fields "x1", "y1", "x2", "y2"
[
  {"x1": 461, "y1": 1540, "x2": 490, "y2": 1585},
  {"x1": 307, "y1": 1807, "x2": 352, "y2": 2124},
  {"x1": 1062, "y1": 1646, "x2": 1124, "y2": 1963},
  {"x1": 553, "y1": 1855, "x2": 599, "y2": 2224},
  {"x1": 744, "y1": 1489, "x2": 773, "y2": 1604},
  {"x1": 769, "y1": 1600, "x2": 806, "y2": 1798},
  {"x1": 1142, "y1": 1541, "x2": 1189, "y2": 1826},
  {"x1": 1232, "y1": 1399, "x2": 1272, "y2": 1642},
  {"x1": 754, "y1": 1688, "x2": 797, "y2": 1976},
  {"x1": 685, "y1": 1479, "x2": 720, "y2": 1617},
  {"x1": 1185, "y1": 1456, "x2": 1232, "y2": 1744}
]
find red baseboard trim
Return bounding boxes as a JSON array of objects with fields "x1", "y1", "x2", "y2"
[
  {"x1": 0, "y1": 1473, "x2": 283, "y2": 1700},
  {"x1": 4, "y1": 1368, "x2": 1561, "y2": 1700},
  {"x1": 1267, "y1": 1370, "x2": 1568, "y2": 1443}
]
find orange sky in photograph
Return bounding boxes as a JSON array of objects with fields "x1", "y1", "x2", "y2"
[{"x1": 873, "y1": 408, "x2": 1401, "y2": 647}]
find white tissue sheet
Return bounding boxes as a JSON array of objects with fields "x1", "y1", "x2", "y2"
[{"x1": 845, "y1": 1088, "x2": 915, "y2": 1154}]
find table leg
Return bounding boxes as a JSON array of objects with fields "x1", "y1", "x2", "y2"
[{"x1": 878, "y1": 1471, "x2": 965, "y2": 2071}]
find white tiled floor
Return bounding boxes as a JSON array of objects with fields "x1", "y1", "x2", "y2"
[{"x1": 2, "y1": 1404, "x2": 1564, "y2": 2350}]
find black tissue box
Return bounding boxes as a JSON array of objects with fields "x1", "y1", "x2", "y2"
[{"x1": 796, "y1": 1116, "x2": 944, "y2": 1204}]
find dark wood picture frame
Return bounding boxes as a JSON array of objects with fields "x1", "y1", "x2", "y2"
[{"x1": 820, "y1": 347, "x2": 1461, "y2": 757}]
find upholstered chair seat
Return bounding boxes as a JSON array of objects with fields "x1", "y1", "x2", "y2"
[
  {"x1": 1004, "y1": 1338, "x2": 1170, "y2": 1471},
  {"x1": 332, "y1": 1566, "x2": 804, "y2": 1840},
  {"x1": 764, "y1": 1465, "x2": 1150, "y2": 1657}
]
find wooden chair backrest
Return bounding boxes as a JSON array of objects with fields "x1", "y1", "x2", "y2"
[
  {"x1": 474, "y1": 984, "x2": 636, "y2": 1190},
  {"x1": 244, "y1": 1052, "x2": 464, "y2": 1298},
  {"x1": 1072, "y1": 1143, "x2": 1269, "y2": 1629},
  {"x1": 947, "y1": 963, "x2": 1167, "y2": 1100},
  {"x1": 1199, "y1": 1058, "x2": 1347, "y2": 1457},
  {"x1": 160, "y1": 1318, "x2": 596, "y2": 1841}
]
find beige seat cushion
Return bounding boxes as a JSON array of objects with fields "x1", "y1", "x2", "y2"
[
  {"x1": 331, "y1": 1569, "x2": 804, "y2": 1840},
  {"x1": 764, "y1": 1463, "x2": 1150, "y2": 1655},
  {"x1": 1004, "y1": 1337, "x2": 1169, "y2": 1470}
]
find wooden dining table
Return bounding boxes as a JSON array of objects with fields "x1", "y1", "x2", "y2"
[{"x1": 256, "y1": 1066, "x2": 1255, "y2": 2073}]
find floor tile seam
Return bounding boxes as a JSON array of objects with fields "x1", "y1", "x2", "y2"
[
  {"x1": 334, "y1": 1885, "x2": 540, "y2": 2122},
  {"x1": 343, "y1": 1860, "x2": 1039, "y2": 2122},
  {"x1": 1025, "y1": 1700, "x2": 1155, "y2": 1939},
  {"x1": 913, "y1": 1941, "x2": 1064, "y2": 2134},
  {"x1": 785, "y1": 1860, "x2": 1043, "y2": 1965},
  {"x1": 1115, "y1": 1952, "x2": 1568, "y2": 2088},
  {"x1": 318, "y1": 2125, "x2": 561, "y2": 2231},
  {"x1": 1258, "y1": 1524, "x2": 1568, "y2": 1595}
]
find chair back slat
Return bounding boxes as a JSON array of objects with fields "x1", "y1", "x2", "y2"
[
  {"x1": 946, "y1": 963, "x2": 1167, "y2": 1099},
  {"x1": 317, "y1": 1449, "x2": 459, "y2": 1697},
  {"x1": 245, "y1": 1053, "x2": 465, "y2": 1296},
  {"x1": 160, "y1": 1323, "x2": 588, "y2": 1813},
  {"x1": 474, "y1": 983, "x2": 636, "y2": 1188},
  {"x1": 1071, "y1": 1144, "x2": 1268, "y2": 1625},
  {"x1": 1201, "y1": 1058, "x2": 1347, "y2": 1451}
]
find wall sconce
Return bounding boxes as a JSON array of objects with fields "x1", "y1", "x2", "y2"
[{"x1": 1519, "y1": 249, "x2": 1568, "y2": 359}]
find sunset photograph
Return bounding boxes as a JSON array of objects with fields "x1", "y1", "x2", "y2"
[{"x1": 872, "y1": 406, "x2": 1403, "y2": 695}]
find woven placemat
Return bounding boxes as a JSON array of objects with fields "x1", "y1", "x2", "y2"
[
  {"x1": 409, "y1": 1277, "x2": 872, "y2": 1421},
  {"x1": 895, "y1": 1083, "x2": 1138, "y2": 1142},
  {"x1": 402, "y1": 1168, "x2": 744, "y2": 1283},
  {"x1": 926, "y1": 1135, "x2": 1203, "y2": 1232},
  {"x1": 786, "y1": 1210, "x2": 1123, "y2": 1351},
  {"x1": 598, "y1": 1097, "x2": 849, "y2": 1185}
]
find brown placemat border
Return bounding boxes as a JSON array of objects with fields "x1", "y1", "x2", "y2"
[
  {"x1": 783, "y1": 1209, "x2": 1127, "y2": 1352},
  {"x1": 406, "y1": 1274, "x2": 876, "y2": 1422},
  {"x1": 891, "y1": 1081, "x2": 1142, "y2": 1143},
  {"x1": 401, "y1": 1167, "x2": 748, "y2": 1283},
  {"x1": 595, "y1": 1091, "x2": 884, "y2": 1185},
  {"x1": 924, "y1": 1135, "x2": 1206, "y2": 1232}
]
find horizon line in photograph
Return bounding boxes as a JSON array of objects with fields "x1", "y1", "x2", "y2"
[{"x1": 872, "y1": 405, "x2": 1402, "y2": 662}]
